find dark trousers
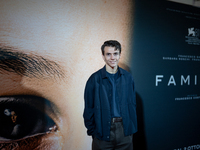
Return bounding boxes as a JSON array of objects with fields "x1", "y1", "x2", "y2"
[{"x1": 92, "y1": 122, "x2": 133, "y2": 150}]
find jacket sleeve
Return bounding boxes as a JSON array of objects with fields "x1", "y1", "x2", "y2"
[{"x1": 83, "y1": 76, "x2": 95, "y2": 136}]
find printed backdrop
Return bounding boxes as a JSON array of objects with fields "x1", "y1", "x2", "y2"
[
  {"x1": 0, "y1": 0, "x2": 200, "y2": 150},
  {"x1": 132, "y1": 1, "x2": 200, "y2": 150}
]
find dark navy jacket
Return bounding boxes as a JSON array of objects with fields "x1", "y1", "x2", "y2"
[{"x1": 83, "y1": 66, "x2": 137, "y2": 141}]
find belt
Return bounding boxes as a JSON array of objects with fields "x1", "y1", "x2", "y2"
[{"x1": 112, "y1": 117, "x2": 122, "y2": 123}]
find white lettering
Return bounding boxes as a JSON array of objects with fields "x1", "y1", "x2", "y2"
[
  {"x1": 156, "y1": 75, "x2": 163, "y2": 86},
  {"x1": 181, "y1": 75, "x2": 190, "y2": 85},
  {"x1": 155, "y1": 75, "x2": 198, "y2": 86},
  {"x1": 168, "y1": 75, "x2": 176, "y2": 86},
  {"x1": 175, "y1": 145, "x2": 200, "y2": 150},
  {"x1": 182, "y1": 144, "x2": 200, "y2": 150},
  {"x1": 175, "y1": 97, "x2": 192, "y2": 101},
  {"x1": 195, "y1": 75, "x2": 197, "y2": 85},
  {"x1": 193, "y1": 96, "x2": 200, "y2": 99}
]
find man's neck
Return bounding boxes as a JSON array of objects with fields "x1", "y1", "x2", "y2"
[{"x1": 106, "y1": 64, "x2": 118, "y2": 74}]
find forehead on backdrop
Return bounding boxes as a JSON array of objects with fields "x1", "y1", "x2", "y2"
[{"x1": 0, "y1": 0, "x2": 134, "y2": 149}]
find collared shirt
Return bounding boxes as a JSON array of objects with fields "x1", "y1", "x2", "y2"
[{"x1": 83, "y1": 66, "x2": 137, "y2": 141}]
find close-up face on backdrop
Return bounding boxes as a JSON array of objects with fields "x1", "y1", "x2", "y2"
[{"x1": 0, "y1": 0, "x2": 134, "y2": 149}]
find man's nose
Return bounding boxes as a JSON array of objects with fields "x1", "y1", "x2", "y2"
[{"x1": 111, "y1": 54, "x2": 114, "y2": 59}]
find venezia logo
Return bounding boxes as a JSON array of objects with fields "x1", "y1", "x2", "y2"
[
  {"x1": 188, "y1": 28, "x2": 195, "y2": 36},
  {"x1": 185, "y1": 27, "x2": 200, "y2": 45}
]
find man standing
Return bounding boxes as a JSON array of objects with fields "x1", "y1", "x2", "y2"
[{"x1": 83, "y1": 40, "x2": 137, "y2": 150}]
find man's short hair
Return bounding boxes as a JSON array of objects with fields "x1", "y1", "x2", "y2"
[{"x1": 101, "y1": 40, "x2": 121, "y2": 55}]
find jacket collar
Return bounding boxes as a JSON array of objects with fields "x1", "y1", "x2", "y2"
[{"x1": 101, "y1": 65, "x2": 124, "y2": 79}]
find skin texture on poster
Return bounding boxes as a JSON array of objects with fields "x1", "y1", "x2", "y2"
[{"x1": 0, "y1": 0, "x2": 134, "y2": 149}]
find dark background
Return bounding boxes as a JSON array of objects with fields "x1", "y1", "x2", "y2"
[{"x1": 131, "y1": 1, "x2": 200, "y2": 149}]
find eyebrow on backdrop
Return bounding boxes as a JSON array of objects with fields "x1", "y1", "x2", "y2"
[{"x1": 0, "y1": 47, "x2": 65, "y2": 79}]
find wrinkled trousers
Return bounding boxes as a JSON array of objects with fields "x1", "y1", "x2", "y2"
[{"x1": 92, "y1": 122, "x2": 133, "y2": 150}]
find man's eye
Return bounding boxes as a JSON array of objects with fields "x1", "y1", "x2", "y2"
[{"x1": 0, "y1": 96, "x2": 57, "y2": 141}]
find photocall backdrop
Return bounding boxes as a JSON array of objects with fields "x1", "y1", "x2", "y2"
[
  {"x1": 132, "y1": 0, "x2": 200, "y2": 150},
  {"x1": 0, "y1": 1, "x2": 134, "y2": 150},
  {"x1": 0, "y1": 0, "x2": 200, "y2": 150}
]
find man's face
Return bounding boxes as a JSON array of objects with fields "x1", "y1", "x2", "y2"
[
  {"x1": 102, "y1": 46, "x2": 121, "y2": 69},
  {"x1": 0, "y1": 0, "x2": 133, "y2": 149}
]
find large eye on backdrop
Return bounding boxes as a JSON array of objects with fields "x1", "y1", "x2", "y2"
[{"x1": 0, "y1": 95, "x2": 57, "y2": 141}]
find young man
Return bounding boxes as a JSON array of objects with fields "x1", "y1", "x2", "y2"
[{"x1": 84, "y1": 40, "x2": 137, "y2": 150}]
